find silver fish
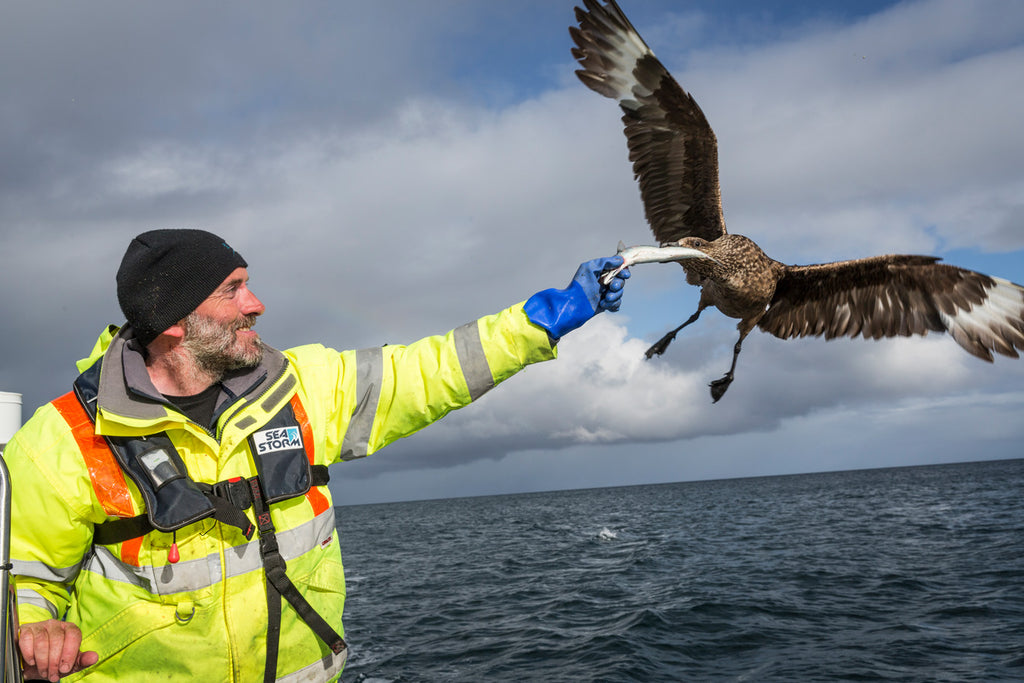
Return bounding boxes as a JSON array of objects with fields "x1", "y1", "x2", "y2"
[{"x1": 600, "y1": 241, "x2": 718, "y2": 285}]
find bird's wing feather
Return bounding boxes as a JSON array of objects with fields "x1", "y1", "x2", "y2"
[
  {"x1": 571, "y1": 0, "x2": 726, "y2": 243},
  {"x1": 759, "y1": 255, "x2": 1024, "y2": 361}
]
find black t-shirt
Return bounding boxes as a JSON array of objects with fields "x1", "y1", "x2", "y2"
[{"x1": 164, "y1": 383, "x2": 221, "y2": 429}]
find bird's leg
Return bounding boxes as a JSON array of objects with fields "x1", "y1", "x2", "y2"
[
  {"x1": 709, "y1": 336, "x2": 743, "y2": 402},
  {"x1": 645, "y1": 308, "x2": 703, "y2": 359},
  {"x1": 710, "y1": 316, "x2": 760, "y2": 402}
]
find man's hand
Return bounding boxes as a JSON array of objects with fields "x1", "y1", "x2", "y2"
[
  {"x1": 18, "y1": 620, "x2": 98, "y2": 682},
  {"x1": 523, "y1": 255, "x2": 631, "y2": 340},
  {"x1": 572, "y1": 256, "x2": 630, "y2": 312}
]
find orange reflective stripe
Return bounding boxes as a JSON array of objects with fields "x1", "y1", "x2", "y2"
[
  {"x1": 119, "y1": 536, "x2": 144, "y2": 567},
  {"x1": 52, "y1": 392, "x2": 143, "y2": 566},
  {"x1": 52, "y1": 392, "x2": 136, "y2": 518},
  {"x1": 290, "y1": 395, "x2": 330, "y2": 516}
]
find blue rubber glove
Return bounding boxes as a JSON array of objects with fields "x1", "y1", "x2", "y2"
[{"x1": 523, "y1": 256, "x2": 630, "y2": 340}]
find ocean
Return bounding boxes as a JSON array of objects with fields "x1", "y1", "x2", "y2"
[{"x1": 335, "y1": 459, "x2": 1024, "y2": 682}]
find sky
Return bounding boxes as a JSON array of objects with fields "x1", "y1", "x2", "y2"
[{"x1": 2, "y1": 0, "x2": 1023, "y2": 505}]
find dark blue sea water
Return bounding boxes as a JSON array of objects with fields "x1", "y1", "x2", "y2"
[{"x1": 335, "y1": 459, "x2": 1024, "y2": 682}]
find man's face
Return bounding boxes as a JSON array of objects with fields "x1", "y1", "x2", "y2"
[{"x1": 182, "y1": 267, "x2": 266, "y2": 374}]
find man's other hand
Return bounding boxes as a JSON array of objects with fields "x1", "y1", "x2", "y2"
[{"x1": 18, "y1": 619, "x2": 98, "y2": 682}]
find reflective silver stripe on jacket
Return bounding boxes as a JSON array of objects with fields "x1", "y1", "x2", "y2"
[
  {"x1": 453, "y1": 321, "x2": 495, "y2": 401},
  {"x1": 87, "y1": 543, "x2": 221, "y2": 595},
  {"x1": 340, "y1": 347, "x2": 382, "y2": 461},
  {"x1": 15, "y1": 589, "x2": 59, "y2": 619},
  {"x1": 339, "y1": 323, "x2": 495, "y2": 461},
  {"x1": 10, "y1": 558, "x2": 81, "y2": 584},
  {"x1": 83, "y1": 510, "x2": 337, "y2": 595},
  {"x1": 223, "y1": 509, "x2": 336, "y2": 580},
  {"x1": 278, "y1": 646, "x2": 347, "y2": 683}
]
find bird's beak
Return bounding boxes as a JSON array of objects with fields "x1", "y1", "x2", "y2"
[{"x1": 671, "y1": 247, "x2": 721, "y2": 265}]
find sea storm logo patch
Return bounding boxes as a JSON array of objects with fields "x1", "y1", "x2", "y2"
[{"x1": 253, "y1": 426, "x2": 303, "y2": 454}]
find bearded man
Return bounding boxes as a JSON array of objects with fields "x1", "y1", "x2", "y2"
[{"x1": 3, "y1": 229, "x2": 629, "y2": 682}]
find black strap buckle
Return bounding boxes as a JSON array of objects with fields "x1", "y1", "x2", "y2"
[
  {"x1": 193, "y1": 478, "x2": 256, "y2": 540},
  {"x1": 212, "y1": 476, "x2": 254, "y2": 510}
]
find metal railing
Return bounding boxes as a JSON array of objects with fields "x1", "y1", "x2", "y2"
[{"x1": 0, "y1": 450, "x2": 22, "y2": 683}]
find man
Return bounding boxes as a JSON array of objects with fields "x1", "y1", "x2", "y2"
[{"x1": 4, "y1": 229, "x2": 629, "y2": 682}]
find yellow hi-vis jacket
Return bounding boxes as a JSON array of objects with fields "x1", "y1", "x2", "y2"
[{"x1": 5, "y1": 304, "x2": 556, "y2": 682}]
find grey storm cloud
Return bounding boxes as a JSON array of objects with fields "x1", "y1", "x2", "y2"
[{"x1": 3, "y1": 0, "x2": 1023, "y2": 502}]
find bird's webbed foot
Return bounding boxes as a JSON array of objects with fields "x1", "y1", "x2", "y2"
[
  {"x1": 709, "y1": 372, "x2": 734, "y2": 403},
  {"x1": 644, "y1": 332, "x2": 677, "y2": 359}
]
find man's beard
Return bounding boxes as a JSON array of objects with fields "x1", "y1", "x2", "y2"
[{"x1": 180, "y1": 311, "x2": 264, "y2": 380}]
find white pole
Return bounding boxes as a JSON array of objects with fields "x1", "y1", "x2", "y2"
[
  {"x1": 0, "y1": 393, "x2": 22, "y2": 682},
  {"x1": 0, "y1": 393, "x2": 20, "y2": 448}
]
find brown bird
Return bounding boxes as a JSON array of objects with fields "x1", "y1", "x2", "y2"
[{"x1": 570, "y1": 0, "x2": 1024, "y2": 402}]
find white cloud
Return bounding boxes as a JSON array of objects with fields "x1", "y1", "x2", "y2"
[{"x1": 337, "y1": 311, "x2": 1024, "y2": 483}]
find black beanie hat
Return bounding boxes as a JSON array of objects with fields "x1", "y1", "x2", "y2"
[{"x1": 116, "y1": 229, "x2": 248, "y2": 347}]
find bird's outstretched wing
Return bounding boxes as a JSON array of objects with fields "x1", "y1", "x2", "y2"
[
  {"x1": 759, "y1": 255, "x2": 1024, "y2": 361},
  {"x1": 570, "y1": 0, "x2": 726, "y2": 244}
]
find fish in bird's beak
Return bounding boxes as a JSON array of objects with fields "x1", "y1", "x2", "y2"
[{"x1": 600, "y1": 241, "x2": 719, "y2": 284}]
